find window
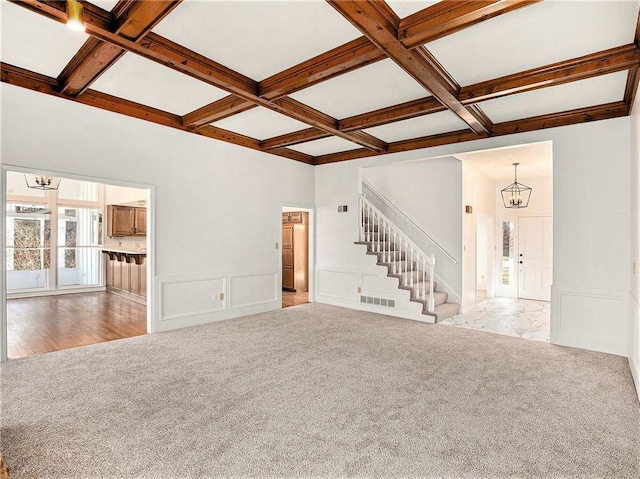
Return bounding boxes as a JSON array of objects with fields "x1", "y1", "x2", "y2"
[
  {"x1": 6, "y1": 174, "x2": 102, "y2": 292},
  {"x1": 502, "y1": 221, "x2": 514, "y2": 286}
]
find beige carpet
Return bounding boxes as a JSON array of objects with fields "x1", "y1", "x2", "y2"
[{"x1": 1, "y1": 303, "x2": 638, "y2": 478}]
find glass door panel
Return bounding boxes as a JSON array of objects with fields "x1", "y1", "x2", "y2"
[
  {"x1": 57, "y1": 207, "x2": 100, "y2": 287},
  {"x1": 6, "y1": 204, "x2": 51, "y2": 291}
]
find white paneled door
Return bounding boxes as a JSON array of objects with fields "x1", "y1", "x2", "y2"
[{"x1": 518, "y1": 217, "x2": 553, "y2": 301}]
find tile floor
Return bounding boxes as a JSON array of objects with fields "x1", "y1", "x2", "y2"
[{"x1": 439, "y1": 297, "x2": 551, "y2": 342}]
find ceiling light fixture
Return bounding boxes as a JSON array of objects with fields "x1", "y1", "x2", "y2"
[
  {"x1": 501, "y1": 163, "x2": 532, "y2": 209},
  {"x1": 24, "y1": 175, "x2": 61, "y2": 191},
  {"x1": 66, "y1": 0, "x2": 85, "y2": 32}
]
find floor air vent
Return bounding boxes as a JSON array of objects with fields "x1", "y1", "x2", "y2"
[{"x1": 360, "y1": 295, "x2": 395, "y2": 308}]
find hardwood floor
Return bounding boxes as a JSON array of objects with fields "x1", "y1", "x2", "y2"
[
  {"x1": 282, "y1": 291, "x2": 309, "y2": 308},
  {"x1": 7, "y1": 292, "x2": 147, "y2": 359}
]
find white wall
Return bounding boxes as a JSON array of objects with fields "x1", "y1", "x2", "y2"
[
  {"x1": 630, "y1": 92, "x2": 640, "y2": 401},
  {"x1": 361, "y1": 156, "x2": 462, "y2": 301},
  {"x1": 316, "y1": 116, "x2": 631, "y2": 357},
  {"x1": 461, "y1": 162, "x2": 496, "y2": 310},
  {"x1": 1, "y1": 84, "x2": 315, "y2": 340}
]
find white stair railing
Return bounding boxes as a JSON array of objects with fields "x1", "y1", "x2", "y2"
[{"x1": 359, "y1": 195, "x2": 436, "y2": 313}]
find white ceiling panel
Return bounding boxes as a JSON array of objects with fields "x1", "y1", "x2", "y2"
[
  {"x1": 479, "y1": 71, "x2": 628, "y2": 124},
  {"x1": 288, "y1": 136, "x2": 363, "y2": 156},
  {"x1": 0, "y1": 1, "x2": 89, "y2": 78},
  {"x1": 211, "y1": 107, "x2": 311, "y2": 140},
  {"x1": 92, "y1": 0, "x2": 119, "y2": 11},
  {"x1": 289, "y1": 59, "x2": 430, "y2": 119},
  {"x1": 426, "y1": 0, "x2": 640, "y2": 86},
  {"x1": 152, "y1": 0, "x2": 362, "y2": 81},
  {"x1": 387, "y1": 1, "x2": 440, "y2": 19},
  {"x1": 90, "y1": 53, "x2": 228, "y2": 115},
  {"x1": 364, "y1": 110, "x2": 469, "y2": 143},
  {"x1": 456, "y1": 142, "x2": 553, "y2": 181}
]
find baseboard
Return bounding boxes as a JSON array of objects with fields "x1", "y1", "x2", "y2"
[
  {"x1": 7, "y1": 286, "x2": 106, "y2": 299},
  {"x1": 629, "y1": 294, "x2": 640, "y2": 403}
]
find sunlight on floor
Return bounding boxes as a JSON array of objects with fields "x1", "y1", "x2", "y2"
[{"x1": 439, "y1": 297, "x2": 550, "y2": 342}]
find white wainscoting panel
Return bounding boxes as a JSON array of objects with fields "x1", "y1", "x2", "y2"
[
  {"x1": 317, "y1": 268, "x2": 359, "y2": 301},
  {"x1": 316, "y1": 265, "x2": 428, "y2": 322},
  {"x1": 361, "y1": 273, "x2": 398, "y2": 295},
  {"x1": 230, "y1": 273, "x2": 278, "y2": 309},
  {"x1": 160, "y1": 276, "x2": 225, "y2": 321},
  {"x1": 551, "y1": 285, "x2": 629, "y2": 357},
  {"x1": 156, "y1": 269, "x2": 280, "y2": 332}
]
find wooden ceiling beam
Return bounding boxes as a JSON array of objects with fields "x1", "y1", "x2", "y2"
[
  {"x1": 12, "y1": 1, "x2": 385, "y2": 152},
  {"x1": 13, "y1": 0, "x2": 260, "y2": 97},
  {"x1": 0, "y1": 62, "x2": 314, "y2": 165},
  {"x1": 315, "y1": 102, "x2": 628, "y2": 165},
  {"x1": 328, "y1": 0, "x2": 492, "y2": 135},
  {"x1": 261, "y1": 128, "x2": 330, "y2": 150},
  {"x1": 58, "y1": 38, "x2": 125, "y2": 96},
  {"x1": 491, "y1": 102, "x2": 629, "y2": 136},
  {"x1": 461, "y1": 44, "x2": 640, "y2": 103},
  {"x1": 624, "y1": 68, "x2": 639, "y2": 112},
  {"x1": 7, "y1": 0, "x2": 112, "y2": 30},
  {"x1": 339, "y1": 96, "x2": 446, "y2": 131},
  {"x1": 259, "y1": 37, "x2": 385, "y2": 100},
  {"x1": 58, "y1": 1, "x2": 181, "y2": 96},
  {"x1": 273, "y1": 98, "x2": 387, "y2": 152},
  {"x1": 183, "y1": 96, "x2": 257, "y2": 128},
  {"x1": 261, "y1": 95, "x2": 445, "y2": 150},
  {"x1": 399, "y1": 0, "x2": 542, "y2": 49}
]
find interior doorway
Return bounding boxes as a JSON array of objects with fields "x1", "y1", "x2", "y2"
[
  {"x1": 281, "y1": 206, "x2": 312, "y2": 308},
  {"x1": 2, "y1": 168, "x2": 152, "y2": 360}
]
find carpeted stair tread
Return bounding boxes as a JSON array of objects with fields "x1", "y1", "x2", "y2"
[
  {"x1": 355, "y1": 235, "x2": 460, "y2": 322},
  {"x1": 423, "y1": 302, "x2": 460, "y2": 321},
  {"x1": 408, "y1": 290, "x2": 448, "y2": 307}
]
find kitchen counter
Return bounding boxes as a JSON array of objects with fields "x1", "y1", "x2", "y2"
[
  {"x1": 101, "y1": 248, "x2": 146, "y2": 265},
  {"x1": 103, "y1": 248, "x2": 147, "y2": 304}
]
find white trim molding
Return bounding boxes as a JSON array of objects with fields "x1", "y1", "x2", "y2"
[{"x1": 551, "y1": 285, "x2": 629, "y2": 357}]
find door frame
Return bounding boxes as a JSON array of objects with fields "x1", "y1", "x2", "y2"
[
  {"x1": 279, "y1": 203, "x2": 315, "y2": 305},
  {"x1": 1, "y1": 165, "x2": 156, "y2": 362}
]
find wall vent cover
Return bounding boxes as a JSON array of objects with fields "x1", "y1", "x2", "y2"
[{"x1": 360, "y1": 295, "x2": 395, "y2": 308}]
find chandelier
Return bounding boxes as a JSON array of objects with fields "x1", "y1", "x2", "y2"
[
  {"x1": 501, "y1": 163, "x2": 532, "y2": 209},
  {"x1": 24, "y1": 175, "x2": 61, "y2": 191}
]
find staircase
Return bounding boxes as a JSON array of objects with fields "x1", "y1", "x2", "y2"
[{"x1": 356, "y1": 197, "x2": 460, "y2": 322}]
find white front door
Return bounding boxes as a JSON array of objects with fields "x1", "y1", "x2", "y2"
[{"x1": 518, "y1": 217, "x2": 552, "y2": 301}]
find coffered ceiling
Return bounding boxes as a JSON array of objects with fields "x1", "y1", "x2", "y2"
[{"x1": 1, "y1": 0, "x2": 639, "y2": 166}]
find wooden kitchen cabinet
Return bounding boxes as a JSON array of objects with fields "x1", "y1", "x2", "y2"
[
  {"x1": 282, "y1": 212, "x2": 308, "y2": 292},
  {"x1": 134, "y1": 208, "x2": 147, "y2": 236},
  {"x1": 107, "y1": 205, "x2": 146, "y2": 237}
]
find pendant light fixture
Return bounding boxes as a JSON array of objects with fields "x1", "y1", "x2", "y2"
[
  {"x1": 501, "y1": 162, "x2": 532, "y2": 209},
  {"x1": 24, "y1": 175, "x2": 61, "y2": 191},
  {"x1": 66, "y1": 0, "x2": 85, "y2": 32}
]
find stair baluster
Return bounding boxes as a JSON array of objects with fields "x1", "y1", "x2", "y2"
[{"x1": 357, "y1": 193, "x2": 456, "y2": 320}]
